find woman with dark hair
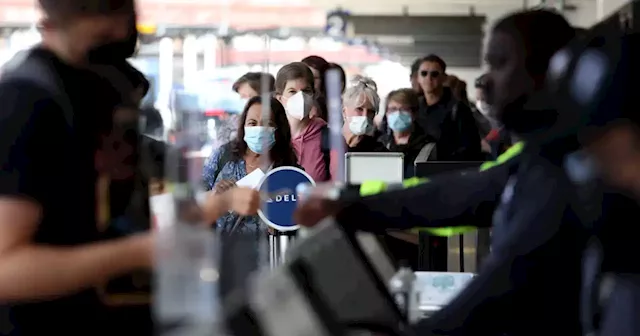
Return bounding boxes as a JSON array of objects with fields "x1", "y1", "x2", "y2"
[
  {"x1": 202, "y1": 96, "x2": 298, "y2": 231},
  {"x1": 327, "y1": 62, "x2": 346, "y2": 93},
  {"x1": 301, "y1": 55, "x2": 330, "y2": 95},
  {"x1": 202, "y1": 96, "x2": 297, "y2": 299},
  {"x1": 302, "y1": 56, "x2": 331, "y2": 123}
]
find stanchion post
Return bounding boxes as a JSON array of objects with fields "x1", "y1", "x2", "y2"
[{"x1": 325, "y1": 69, "x2": 345, "y2": 183}]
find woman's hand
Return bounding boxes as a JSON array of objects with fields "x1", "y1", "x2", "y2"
[
  {"x1": 214, "y1": 179, "x2": 236, "y2": 194},
  {"x1": 223, "y1": 187, "x2": 261, "y2": 216},
  {"x1": 202, "y1": 186, "x2": 260, "y2": 224}
]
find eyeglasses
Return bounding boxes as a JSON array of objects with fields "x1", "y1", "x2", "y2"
[{"x1": 420, "y1": 70, "x2": 440, "y2": 78}]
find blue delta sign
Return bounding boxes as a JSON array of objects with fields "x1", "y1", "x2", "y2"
[{"x1": 257, "y1": 166, "x2": 316, "y2": 232}]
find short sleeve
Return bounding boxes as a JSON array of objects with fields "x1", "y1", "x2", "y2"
[
  {"x1": 0, "y1": 80, "x2": 59, "y2": 201},
  {"x1": 202, "y1": 144, "x2": 228, "y2": 190}
]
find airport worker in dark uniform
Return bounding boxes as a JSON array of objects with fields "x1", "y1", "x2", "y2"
[{"x1": 296, "y1": 9, "x2": 585, "y2": 336}]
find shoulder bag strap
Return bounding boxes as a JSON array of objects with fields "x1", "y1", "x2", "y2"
[{"x1": 414, "y1": 142, "x2": 437, "y2": 165}]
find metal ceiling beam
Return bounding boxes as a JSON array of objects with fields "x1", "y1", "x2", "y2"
[
  {"x1": 389, "y1": 42, "x2": 482, "y2": 57},
  {"x1": 350, "y1": 15, "x2": 486, "y2": 36}
]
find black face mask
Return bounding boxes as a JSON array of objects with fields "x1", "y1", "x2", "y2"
[
  {"x1": 88, "y1": 39, "x2": 136, "y2": 64},
  {"x1": 88, "y1": 17, "x2": 138, "y2": 64}
]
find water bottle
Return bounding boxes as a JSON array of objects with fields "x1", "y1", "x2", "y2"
[{"x1": 389, "y1": 261, "x2": 417, "y2": 321}]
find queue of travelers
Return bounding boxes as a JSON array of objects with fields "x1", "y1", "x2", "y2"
[
  {"x1": 201, "y1": 54, "x2": 498, "y2": 276},
  {"x1": 213, "y1": 55, "x2": 495, "y2": 199},
  {"x1": 204, "y1": 55, "x2": 496, "y2": 236}
]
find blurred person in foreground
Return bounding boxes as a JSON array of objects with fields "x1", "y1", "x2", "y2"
[
  {"x1": 415, "y1": 54, "x2": 483, "y2": 161},
  {"x1": 99, "y1": 67, "x2": 154, "y2": 335},
  {"x1": 0, "y1": 0, "x2": 154, "y2": 335},
  {"x1": 296, "y1": 9, "x2": 582, "y2": 336},
  {"x1": 275, "y1": 62, "x2": 331, "y2": 182},
  {"x1": 540, "y1": 31, "x2": 640, "y2": 336},
  {"x1": 97, "y1": 62, "x2": 155, "y2": 240}
]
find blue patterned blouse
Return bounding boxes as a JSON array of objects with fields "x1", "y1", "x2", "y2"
[{"x1": 202, "y1": 144, "x2": 266, "y2": 236}]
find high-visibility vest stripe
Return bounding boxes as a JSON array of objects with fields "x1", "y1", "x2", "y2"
[{"x1": 359, "y1": 142, "x2": 525, "y2": 236}]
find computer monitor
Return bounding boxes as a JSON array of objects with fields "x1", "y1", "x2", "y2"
[
  {"x1": 345, "y1": 152, "x2": 404, "y2": 184},
  {"x1": 413, "y1": 162, "x2": 487, "y2": 272}
]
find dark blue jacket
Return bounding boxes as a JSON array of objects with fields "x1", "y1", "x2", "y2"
[
  {"x1": 416, "y1": 88, "x2": 483, "y2": 161},
  {"x1": 337, "y1": 139, "x2": 588, "y2": 336}
]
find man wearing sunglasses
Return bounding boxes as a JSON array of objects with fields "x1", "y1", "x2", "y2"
[{"x1": 415, "y1": 54, "x2": 483, "y2": 161}]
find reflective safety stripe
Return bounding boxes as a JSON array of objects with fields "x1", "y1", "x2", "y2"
[
  {"x1": 419, "y1": 226, "x2": 478, "y2": 236},
  {"x1": 403, "y1": 177, "x2": 429, "y2": 188},
  {"x1": 479, "y1": 141, "x2": 525, "y2": 171},
  {"x1": 360, "y1": 180, "x2": 389, "y2": 196},
  {"x1": 359, "y1": 142, "x2": 525, "y2": 236}
]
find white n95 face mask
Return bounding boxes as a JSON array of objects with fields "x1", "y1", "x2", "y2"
[
  {"x1": 348, "y1": 116, "x2": 372, "y2": 136},
  {"x1": 286, "y1": 91, "x2": 313, "y2": 120}
]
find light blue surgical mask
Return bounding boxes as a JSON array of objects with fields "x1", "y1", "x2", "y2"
[
  {"x1": 244, "y1": 126, "x2": 276, "y2": 154},
  {"x1": 387, "y1": 111, "x2": 413, "y2": 132}
]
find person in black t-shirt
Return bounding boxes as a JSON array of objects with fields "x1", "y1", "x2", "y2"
[{"x1": 0, "y1": 1, "x2": 153, "y2": 335}]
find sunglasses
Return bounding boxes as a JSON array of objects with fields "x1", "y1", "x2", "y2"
[{"x1": 420, "y1": 70, "x2": 440, "y2": 78}]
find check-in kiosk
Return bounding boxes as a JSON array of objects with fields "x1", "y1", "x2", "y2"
[{"x1": 414, "y1": 162, "x2": 491, "y2": 273}]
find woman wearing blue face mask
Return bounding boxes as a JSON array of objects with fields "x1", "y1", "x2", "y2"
[
  {"x1": 379, "y1": 88, "x2": 438, "y2": 178},
  {"x1": 202, "y1": 96, "x2": 297, "y2": 300},
  {"x1": 202, "y1": 96, "x2": 298, "y2": 233}
]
